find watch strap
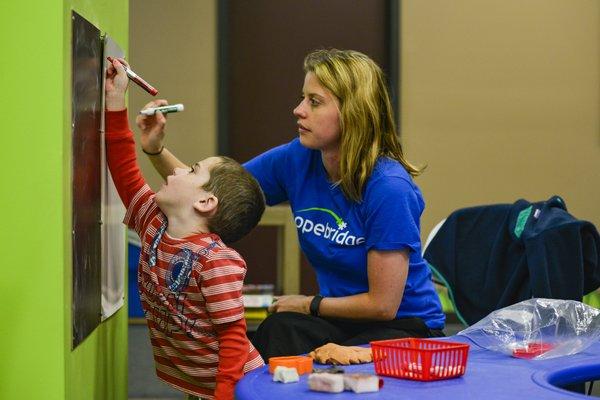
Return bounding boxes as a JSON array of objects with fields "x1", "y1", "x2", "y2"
[{"x1": 310, "y1": 294, "x2": 324, "y2": 317}]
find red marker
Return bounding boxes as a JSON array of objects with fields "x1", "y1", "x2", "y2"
[{"x1": 107, "y1": 56, "x2": 158, "y2": 96}]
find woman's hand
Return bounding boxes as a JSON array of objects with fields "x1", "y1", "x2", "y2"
[
  {"x1": 268, "y1": 295, "x2": 312, "y2": 314},
  {"x1": 136, "y1": 99, "x2": 169, "y2": 153}
]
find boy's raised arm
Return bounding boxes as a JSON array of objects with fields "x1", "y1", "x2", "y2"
[
  {"x1": 135, "y1": 101, "x2": 188, "y2": 180},
  {"x1": 146, "y1": 146, "x2": 188, "y2": 181},
  {"x1": 104, "y1": 58, "x2": 146, "y2": 208}
]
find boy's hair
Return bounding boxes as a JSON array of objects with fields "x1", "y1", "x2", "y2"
[{"x1": 202, "y1": 156, "x2": 265, "y2": 244}]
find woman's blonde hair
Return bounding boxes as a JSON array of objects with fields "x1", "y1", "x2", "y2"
[{"x1": 303, "y1": 48, "x2": 422, "y2": 202}]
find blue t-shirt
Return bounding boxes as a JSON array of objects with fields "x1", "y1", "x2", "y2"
[{"x1": 244, "y1": 139, "x2": 445, "y2": 329}]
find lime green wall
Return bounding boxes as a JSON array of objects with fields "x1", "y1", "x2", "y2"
[
  {"x1": 0, "y1": 2, "x2": 66, "y2": 398},
  {"x1": 0, "y1": 1, "x2": 128, "y2": 399}
]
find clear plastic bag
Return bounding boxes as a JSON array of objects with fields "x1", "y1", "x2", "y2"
[{"x1": 457, "y1": 298, "x2": 600, "y2": 360}]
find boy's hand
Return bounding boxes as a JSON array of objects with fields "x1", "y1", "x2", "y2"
[
  {"x1": 105, "y1": 57, "x2": 129, "y2": 111},
  {"x1": 137, "y1": 99, "x2": 169, "y2": 154}
]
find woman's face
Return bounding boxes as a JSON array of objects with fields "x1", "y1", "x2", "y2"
[{"x1": 293, "y1": 72, "x2": 341, "y2": 152}]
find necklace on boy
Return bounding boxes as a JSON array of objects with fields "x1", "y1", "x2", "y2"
[{"x1": 148, "y1": 221, "x2": 168, "y2": 268}]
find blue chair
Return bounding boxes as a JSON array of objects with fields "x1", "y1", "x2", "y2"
[{"x1": 128, "y1": 229, "x2": 144, "y2": 319}]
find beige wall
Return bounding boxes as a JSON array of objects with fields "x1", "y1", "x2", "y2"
[
  {"x1": 401, "y1": 0, "x2": 600, "y2": 237},
  {"x1": 129, "y1": 0, "x2": 217, "y2": 191},
  {"x1": 129, "y1": 1, "x2": 599, "y2": 237}
]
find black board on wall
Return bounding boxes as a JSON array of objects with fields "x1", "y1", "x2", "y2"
[{"x1": 71, "y1": 11, "x2": 103, "y2": 348}]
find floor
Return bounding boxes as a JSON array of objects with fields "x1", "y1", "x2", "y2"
[
  {"x1": 128, "y1": 321, "x2": 599, "y2": 399},
  {"x1": 129, "y1": 324, "x2": 181, "y2": 400}
]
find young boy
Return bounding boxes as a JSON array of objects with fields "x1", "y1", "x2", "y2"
[{"x1": 105, "y1": 58, "x2": 265, "y2": 399}]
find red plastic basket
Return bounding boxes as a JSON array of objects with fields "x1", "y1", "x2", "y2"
[{"x1": 370, "y1": 338, "x2": 470, "y2": 381}]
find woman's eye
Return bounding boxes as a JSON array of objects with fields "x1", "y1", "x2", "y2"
[{"x1": 310, "y1": 98, "x2": 320, "y2": 106}]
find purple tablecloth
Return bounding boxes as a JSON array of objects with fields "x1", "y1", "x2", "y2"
[{"x1": 236, "y1": 336, "x2": 600, "y2": 399}]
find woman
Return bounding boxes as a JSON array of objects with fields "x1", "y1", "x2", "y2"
[{"x1": 139, "y1": 49, "x2": 445, "y2": 360}]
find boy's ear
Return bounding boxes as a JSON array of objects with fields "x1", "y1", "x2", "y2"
[{"x1": 193, "y1": 194, "x2": 218, "y2": 216}]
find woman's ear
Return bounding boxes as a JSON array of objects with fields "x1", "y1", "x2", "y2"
[{"x1": 193, "y1": 194, "x2": 218, "y2": 216}]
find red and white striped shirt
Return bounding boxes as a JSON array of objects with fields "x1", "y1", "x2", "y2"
[{"x1": 106, "y1": 110, "x2": 263, "y2": 399}]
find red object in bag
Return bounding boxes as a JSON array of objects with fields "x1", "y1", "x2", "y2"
[{"x1": 512, "y1": 342, "x2": 555, "y2": 359}]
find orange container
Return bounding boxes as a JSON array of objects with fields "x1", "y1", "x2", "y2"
[
  {"x1": 268, "y1": 355, "x2": 313, "y2": 375},
  {"x1": 370, "y1": 338, "x2": 469, "y2": 381}
]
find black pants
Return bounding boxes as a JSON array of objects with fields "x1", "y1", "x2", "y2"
[{"x1": 252, "y1": 311, "x2": 445, "y2": 360}]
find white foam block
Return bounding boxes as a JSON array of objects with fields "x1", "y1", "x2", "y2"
[
  {"x1": 308, "y1": 373, "x2": 344, "y2": 393},
  {"x1": 343, "y1": 373, "x2": 381, "y2": 393},
  {"x1": 272, "y1": 366, "x2": 299, "y2": 383}
]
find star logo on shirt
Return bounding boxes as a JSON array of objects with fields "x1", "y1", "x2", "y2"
[{"x1": 297, "y1": 207, "x2": 347, "y2": 231}]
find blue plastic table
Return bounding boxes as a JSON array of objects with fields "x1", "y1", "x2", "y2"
[{"x1": 235, "y1": 336, "x2": 600, "y2": 399}]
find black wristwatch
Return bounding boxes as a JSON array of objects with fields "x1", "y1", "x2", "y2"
[{"x1": 310, "y1": 294, "x2": 324, "y2": 317}]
